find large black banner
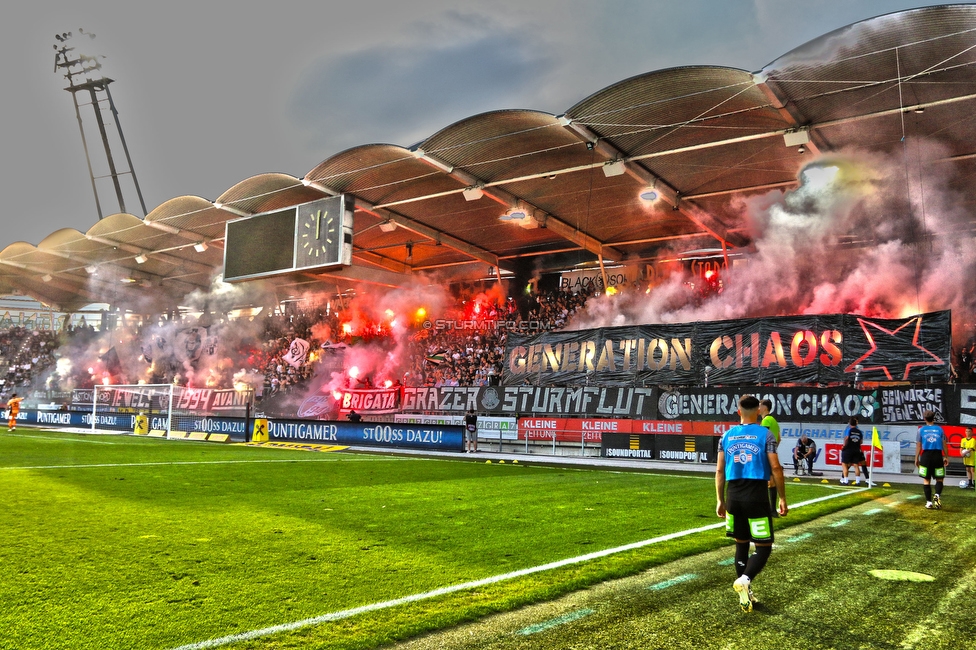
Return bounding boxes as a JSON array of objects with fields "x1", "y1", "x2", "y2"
[
  {"x1": 504, "y1": 311, "x2": 951, "y2": 386},
  {"x1": 656, "y1": 385, "x2": 954, "y2": 425},
  {"x1": 401, "y1": 385, "x2": 657, "y2": 418}
]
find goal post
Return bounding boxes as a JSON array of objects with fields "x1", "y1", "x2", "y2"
[
  {"x1": 91, "y1": 384, "x2": 176, "y2": 436},
  {"x1": 88, "y1": 384, "x2": 254, "y2": 439}
]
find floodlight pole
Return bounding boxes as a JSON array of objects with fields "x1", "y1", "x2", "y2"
[{"x1": 54, "y1": 30, "x2": 148, "y2": 220}]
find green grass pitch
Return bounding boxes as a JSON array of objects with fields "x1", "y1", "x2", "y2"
[{"x1": 0, "y1": 428, "x2": 916, "y2": 649}]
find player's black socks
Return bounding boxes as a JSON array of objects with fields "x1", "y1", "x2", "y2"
[
  {"x1": 935, "y1": 481, "x2": 943, "y2": 497},
  {"x1": 923, "y1": 484, "x2": 932, "y2": 501},
  {"x1": 745, "y1": 544, "x2": 772, "y2": 580},
  {"x1": 735, "y1": 541, "x2": 750, "y2": 577}
]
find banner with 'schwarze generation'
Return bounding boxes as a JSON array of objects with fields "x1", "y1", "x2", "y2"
[{"x1": 503, "y1": 310, "x2": 951, "y2": 386}]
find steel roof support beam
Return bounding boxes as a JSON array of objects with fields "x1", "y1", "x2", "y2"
[
  {"x1": 752, "y1": 73, "x2": 823, "y2": 156},
  {"x1": 354, "y1": 199, "x2": 501, "y2": 268},
  {"x1": 411, "y1": 148, "x2": 625, "y2": 260},
  {"x1": 303, "y1": 264, "x2": 430, "y2": 289},
  {"x1": 558, "y1": 117, "x2": 748, "y2": 249},
  {"x1": 0, "y1": 260, "x2": 101, "y2": 303},
  {"x1": 299, "y1": 175, "x2": 502, "y2": 270},
  {"x1": 85, "y1": 234, "x2": 215, "y2": 276},
  {"x1": 143, "y1": 219, "x2": 221, "y2": 249}
]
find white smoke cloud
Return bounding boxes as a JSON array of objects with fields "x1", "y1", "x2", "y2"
[{"x1": 568, "y1": 143, "x2": 976, "y2": 347}]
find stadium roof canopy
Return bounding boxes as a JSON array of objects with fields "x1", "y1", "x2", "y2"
[{"x1": 3, "y1": 4, "x2": 976, "y2": 313}]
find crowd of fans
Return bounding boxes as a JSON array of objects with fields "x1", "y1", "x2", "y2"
[
  {"x1": 0, "y1": 328, "x2": 60, "y2": 400},
  {"x1": 6, "y1": 280, "x2": 976, "y2": 403}
]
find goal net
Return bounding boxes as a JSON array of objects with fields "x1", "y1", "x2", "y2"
[
  {"x1": 90, "y1": 384, "x2": 253, "y2": 438},
  {"x1": 91, "y1": 384, "x2": 176, "y2": 436}
]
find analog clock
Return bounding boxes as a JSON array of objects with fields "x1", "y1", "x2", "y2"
[{"x1": 295, "y1": 197, "x2": 343, "y2": 269}]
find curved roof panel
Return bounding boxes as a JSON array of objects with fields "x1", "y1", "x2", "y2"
[
  {"x1": 146, "y1": 196, "x2": 230, "y2": 241},
  {"x1": 216, "y1": 173, "x2": 325, "y2": 215},
  {"x1": 5, "y1": 5, "x2": 976, "y2": 311}
]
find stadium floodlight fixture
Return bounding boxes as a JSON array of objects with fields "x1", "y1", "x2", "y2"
[
  {"x1": 783, "y1": 129, "x2": 810, "y2": 147},
  {"x1": 41, "y1": 274, "x2": 53, "y2": 282},
  {"x1": 85, "y1": 265, "x2": 97, "y2": 274},
  {"x1": 462, "y1": 186, "x2": 484, "y2": 201},
  {"x1": 378, "y1": 220, "x2": 397, "y2": 233},
  {"x1": 639, "y1": 187, "x2": 660, "y2": 203},
  {"x1": 602, "y1": 160, "x2": 627, "y2": 177},
  {"x1": 500, "y1": 207, "x2": 528, "y2": 222},
  {"x1": 134, "y1": 254, "x2": 147, "y2": 264},
  {"x1": 193, "y1": 241, "x2": 208, "y2": 253}
]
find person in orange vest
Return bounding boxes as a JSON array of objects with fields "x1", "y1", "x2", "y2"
[{"x1": 6, "y1": 393, "x2": 24, "y2": 431}]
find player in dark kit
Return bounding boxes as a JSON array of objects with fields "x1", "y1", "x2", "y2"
[
  {"x1": 464, "y1": 409, "x2": 478, "y2": 453},
  {"x1": 716, "y1": 395, "x2": 787, "y2": 612},
  {"x1": 915, "y1": 410, "x2": 949, "y2": 509},
  {"x1": 840, "y1": 417, "x2": 865, "y2": 485}
]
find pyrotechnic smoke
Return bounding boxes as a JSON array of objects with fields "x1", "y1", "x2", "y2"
[
  {"x1": 302, "y1": 280, "x2": 454, "y2": 397},
  {"x1": 569, "y1": 145, "x2": 976, "y2": 346}
]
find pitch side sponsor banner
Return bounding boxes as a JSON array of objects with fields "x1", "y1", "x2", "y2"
[
  {"x1": 601, "y1": 431, "x2": 718, "y2": 462},
  {"x1": 173, "y1": 416, "x2": 247, "y2": 434},
  {"x1": 778, "y1": 439, "x2": 900, "y2": 473},
  {"x1": 18, "y1": 409, "x2": 81, "y2": 427},
  {"x1": 779, "y1": 421, "x2": 917, "y2": 452},
  {"x1": 635, "y1": 420, "x2": 737, "y2": 436},
  {"x1": 517, "y1": 417, "x2": 635, "y2": 443},
  {"x1": 267, "y1": 419, "x2": 463, "y2": 451},
  {"x1": 504, "y1": 310, "x2": 950, "y2": 386},
  {"x1": 394, "y1": 414, "x2": 518, "y2": 440},
  {"x1": 401, "y1": 385, "x2": 656, "y2": 417},
  {"x1": 942, "y1": 424, "x2": 972, "y2": 458},
  {"x1": 20, "y1": 409, "x2": 141, "y2": 430}
]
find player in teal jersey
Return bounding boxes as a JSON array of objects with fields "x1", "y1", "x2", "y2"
[
  {"x1": 915, "y1": 410, "x2": 949, "y2": 509},
  {"x1": 716, "y1": 395, "x2": 787, "y2": 612}
]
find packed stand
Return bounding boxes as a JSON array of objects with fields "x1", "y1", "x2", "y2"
[{"x1": 0, "y1": 328, "x2": 60, "y2": 400}]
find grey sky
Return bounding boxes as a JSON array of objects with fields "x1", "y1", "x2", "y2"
[{"x1": 0, "y1": 0, "x2": 945, "y2": 249}]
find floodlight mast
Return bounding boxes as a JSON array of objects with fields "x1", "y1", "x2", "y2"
[{"x1": 53, "y1": 29, "x2": 148, "y2": 220}]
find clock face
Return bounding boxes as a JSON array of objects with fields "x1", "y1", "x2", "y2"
[{"x1": 296, "y1": 198, "x2": 342, "y2": 268}]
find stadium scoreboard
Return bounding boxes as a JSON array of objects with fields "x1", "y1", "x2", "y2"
[{"x1": 223, "y1": 195, "x2": 354, "y2": 282}]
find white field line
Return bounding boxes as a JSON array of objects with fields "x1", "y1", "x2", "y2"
[
  {"x1": 169, "y1": 488, "x2": 866, "y2": 650},
  {"x1": 0, "y1": 458, "x2": 358, "y2": 472},
  {"x1": 4, "y1": 433, "x2": 120, "y2": 444}
]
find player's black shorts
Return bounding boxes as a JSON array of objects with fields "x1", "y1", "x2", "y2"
[
  {"x1": 724, "y1": 479, "x2": 775, "y2": 542},
  {"x1": 918, "y1": 450, "x2": 945, "y2": 480},
  {"x1": 725, "y1": 500, "x2": 775, "y2": 543},
  {"x1": 841, "y1": 448, "x2": 864, "y2": 464}
]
